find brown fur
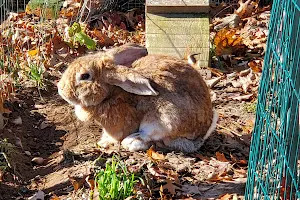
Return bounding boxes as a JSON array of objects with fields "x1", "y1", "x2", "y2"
[
  {"x1": 132, "y1": 55, "x2": 213, "y2": 139},
  {"x1": 57, "y1": 44, "x2": 215, "y2": 152}
]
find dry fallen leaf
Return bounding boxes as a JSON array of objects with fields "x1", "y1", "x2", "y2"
[
  {"x1": 214, "y1": 28, "x2": 245, "y2": 56},
  {"x1": 219, "y1": 193, "x2": 233, "y2": 200},
  {"x1": 90, "y1": 29, "x2": 114, "y2": 47},
  {"x1": 207, "y1": 159, "x2": 232, "y2": 182},
  {"x1": 210, "y1": 2, "x2": 227, "y2": 18},
  {"x1": 230, "y1": 154, "x2": 248, "y2": 165},
  {"x1": 209, "y1": 174, "x2": 233, "y2": 182},
  {"x1": 85, "y1": 175, "x2": 95, "y2": 190},
  {"x1": 60, "y1": 0, "x2": 81, "y2": 18},
  {"x1": 235, "y1": 0, "x2": 258, "y2": 19},
  {"x1": 280, "y1": 176, "x2": 292, "y2": 200},
  {"x1": 161, "y1": 179, "x2": 181, "y2": 195},
  {"x1": 238, "y1": 160, "x2": 248, "y2": 165},
  {"x1": 70, "y1": 180, "x2": 80, "y2": 191},
  {"x1": 0, "y1": 101, "x2": 10, "y2": 114},
  {"x1": 232, "y1": 194, "x2": 238, "y2": 200},
  {"x1": 232, "y1": 94, "x2": 253, "y2": 101},
  {"x1": 248, "y1": 60, "x2": 263, "y2": 72},
  {"x1": 68, "y1": 175, "x2": 88, "y2": 191},
  {"x1": 28, "y1": 49, "x2": 39, "y2": 57},
  {"x1": 194, "y1": 154, "x2": 211, "y2": 161},
  {"x1": 242, "y1": 119, "x2": 255, "y2": 134},
  {"x1": 50, "y1": 194, "x2": 60, "y2": 200},
  {"x1": 159, "y1": 184, "x2": 165, "y2": 200},
  {"x1": 230, "y1": 68, "x2": 259, "y2": 95},
  {"x1": 216, "y1": 152, "x2": 229, "y2": 162},
  {"x1": 233, "y1": 168, "x2": 247, "y2": 178},
  {"x1": 147, "y1": 165, "x2": 167, "y2": 179},
  {"x1": 0, "y1": 81, "x2": 14, "y2": 114},
  {"x1": 231, "y1": 94, "x2": 254, "y2": 101},
  {"x1": 210, "y1": 90, "x2": 217, "y2": 102},
  {"x1": 147, "y1": 146, "x2": 165, "y2": 161}
]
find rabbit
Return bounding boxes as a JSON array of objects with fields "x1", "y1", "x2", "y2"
[{"x1": 57, "y1": 43, "x2": 218, "y2": 153}]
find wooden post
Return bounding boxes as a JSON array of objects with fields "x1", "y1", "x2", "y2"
[{"x1": 146, "y1": 0, "x2": 210, "y2": 67}]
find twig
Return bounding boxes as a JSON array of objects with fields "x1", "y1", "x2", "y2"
[
  {"x1": 217, "y1": 124, "x2": 242, "y2": 137},
  {"x1": 206, "y1": 77, "x2": 223, "y2": 88},
  {"x1": 212, "y1": 4, "x2": 239, "y2": 19}
]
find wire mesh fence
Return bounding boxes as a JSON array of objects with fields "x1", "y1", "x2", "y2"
[
  {"x1": 245, "y1": 0, "x2": 300, "y2": 199},
  {"x1": 0, "y1": 0, "x2": 145, "y2": 19}
]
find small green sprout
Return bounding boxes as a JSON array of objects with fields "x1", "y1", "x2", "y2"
[
  {"x1": 95, "y1": 155, "x2": 139, "y2": 200},
  {"x1": 68, "y1": 22, "x2": 96, "y2": 50}
]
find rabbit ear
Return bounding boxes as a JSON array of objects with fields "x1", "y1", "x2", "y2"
[
  {"x1": 105, "y1": 67, "x2": 158, "y2": 96},
  {"x1": 106, "y1": 43, "x2": 148, "y2": 66}
]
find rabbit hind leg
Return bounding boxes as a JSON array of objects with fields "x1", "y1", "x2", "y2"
[
  {"x1": 121, "y1": 122, "x2": 168, "y2": 152},
  {"x1": 162, "y1": 111, "x2": 219, "y2": 153}
]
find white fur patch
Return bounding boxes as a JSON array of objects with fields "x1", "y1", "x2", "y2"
[
  {"x1": 203, "y1": 110, "x2": 218, "y2": 141},
  {"x1": 121, "y1": 132, "x2": 150, "y2": 152},
  {"x1": 139, "y1": 122, "x2": 167, "y2": 141},
  {"x1": 74, "y1": 105, "x2": 91, "y2": 121}
]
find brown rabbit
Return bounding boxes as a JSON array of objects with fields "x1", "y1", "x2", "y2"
[{"x1": 57, "y1": 44, "x2": 218, "y2": 153}]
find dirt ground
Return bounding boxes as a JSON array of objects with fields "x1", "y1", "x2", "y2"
[{"x1": 0, "y1": 69, "x2": 255, "y2": 199}]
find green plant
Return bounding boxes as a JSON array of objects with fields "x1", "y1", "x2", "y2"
[
  {"x1": 27, "y1": 63, "x2": 45, "y2": 89},
  {"x1": 95, "y1": 155, "x2": 138, "y2": 200},
  {"x1": 67, "y1": 22, "x2": 96, "y2": 50},
  {"x1": 244, "y1": 101, "x2": 257, "y2": 113}
]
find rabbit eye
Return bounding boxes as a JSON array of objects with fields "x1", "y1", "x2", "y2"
[{"x1": 80, "y1": 73, "x2": 91, "y2": 80}]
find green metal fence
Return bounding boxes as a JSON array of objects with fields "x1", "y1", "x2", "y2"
[{"x1": 245, "y1": 0, "x2": 299, "y2": 199}]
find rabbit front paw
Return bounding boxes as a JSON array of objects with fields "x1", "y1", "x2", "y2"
[
  {"x1": 97, "y1": 129, "x2": 119, "y2": 148},
  {"x1": 121, "y1": 132, "x2": 151, "y2": 152},
  {"x1": 97, "y1": 136, "x2": 116, "y2": 148}
]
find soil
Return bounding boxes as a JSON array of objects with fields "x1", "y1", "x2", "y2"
[
  {"x1": 0, "y1": 84, "x2": 102, "y2": 199},
  {"x1": 0, "y1": 75, "x2": 255, "y2": 199}
]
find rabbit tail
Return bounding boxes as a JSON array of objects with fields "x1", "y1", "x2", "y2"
[{"x1": 161, "y1": 111, "x2": 218, "y2": 153}]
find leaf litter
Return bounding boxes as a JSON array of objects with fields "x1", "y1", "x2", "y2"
[{"x1": 0, "y1": 0, "x2": 271, "y2": 199}]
